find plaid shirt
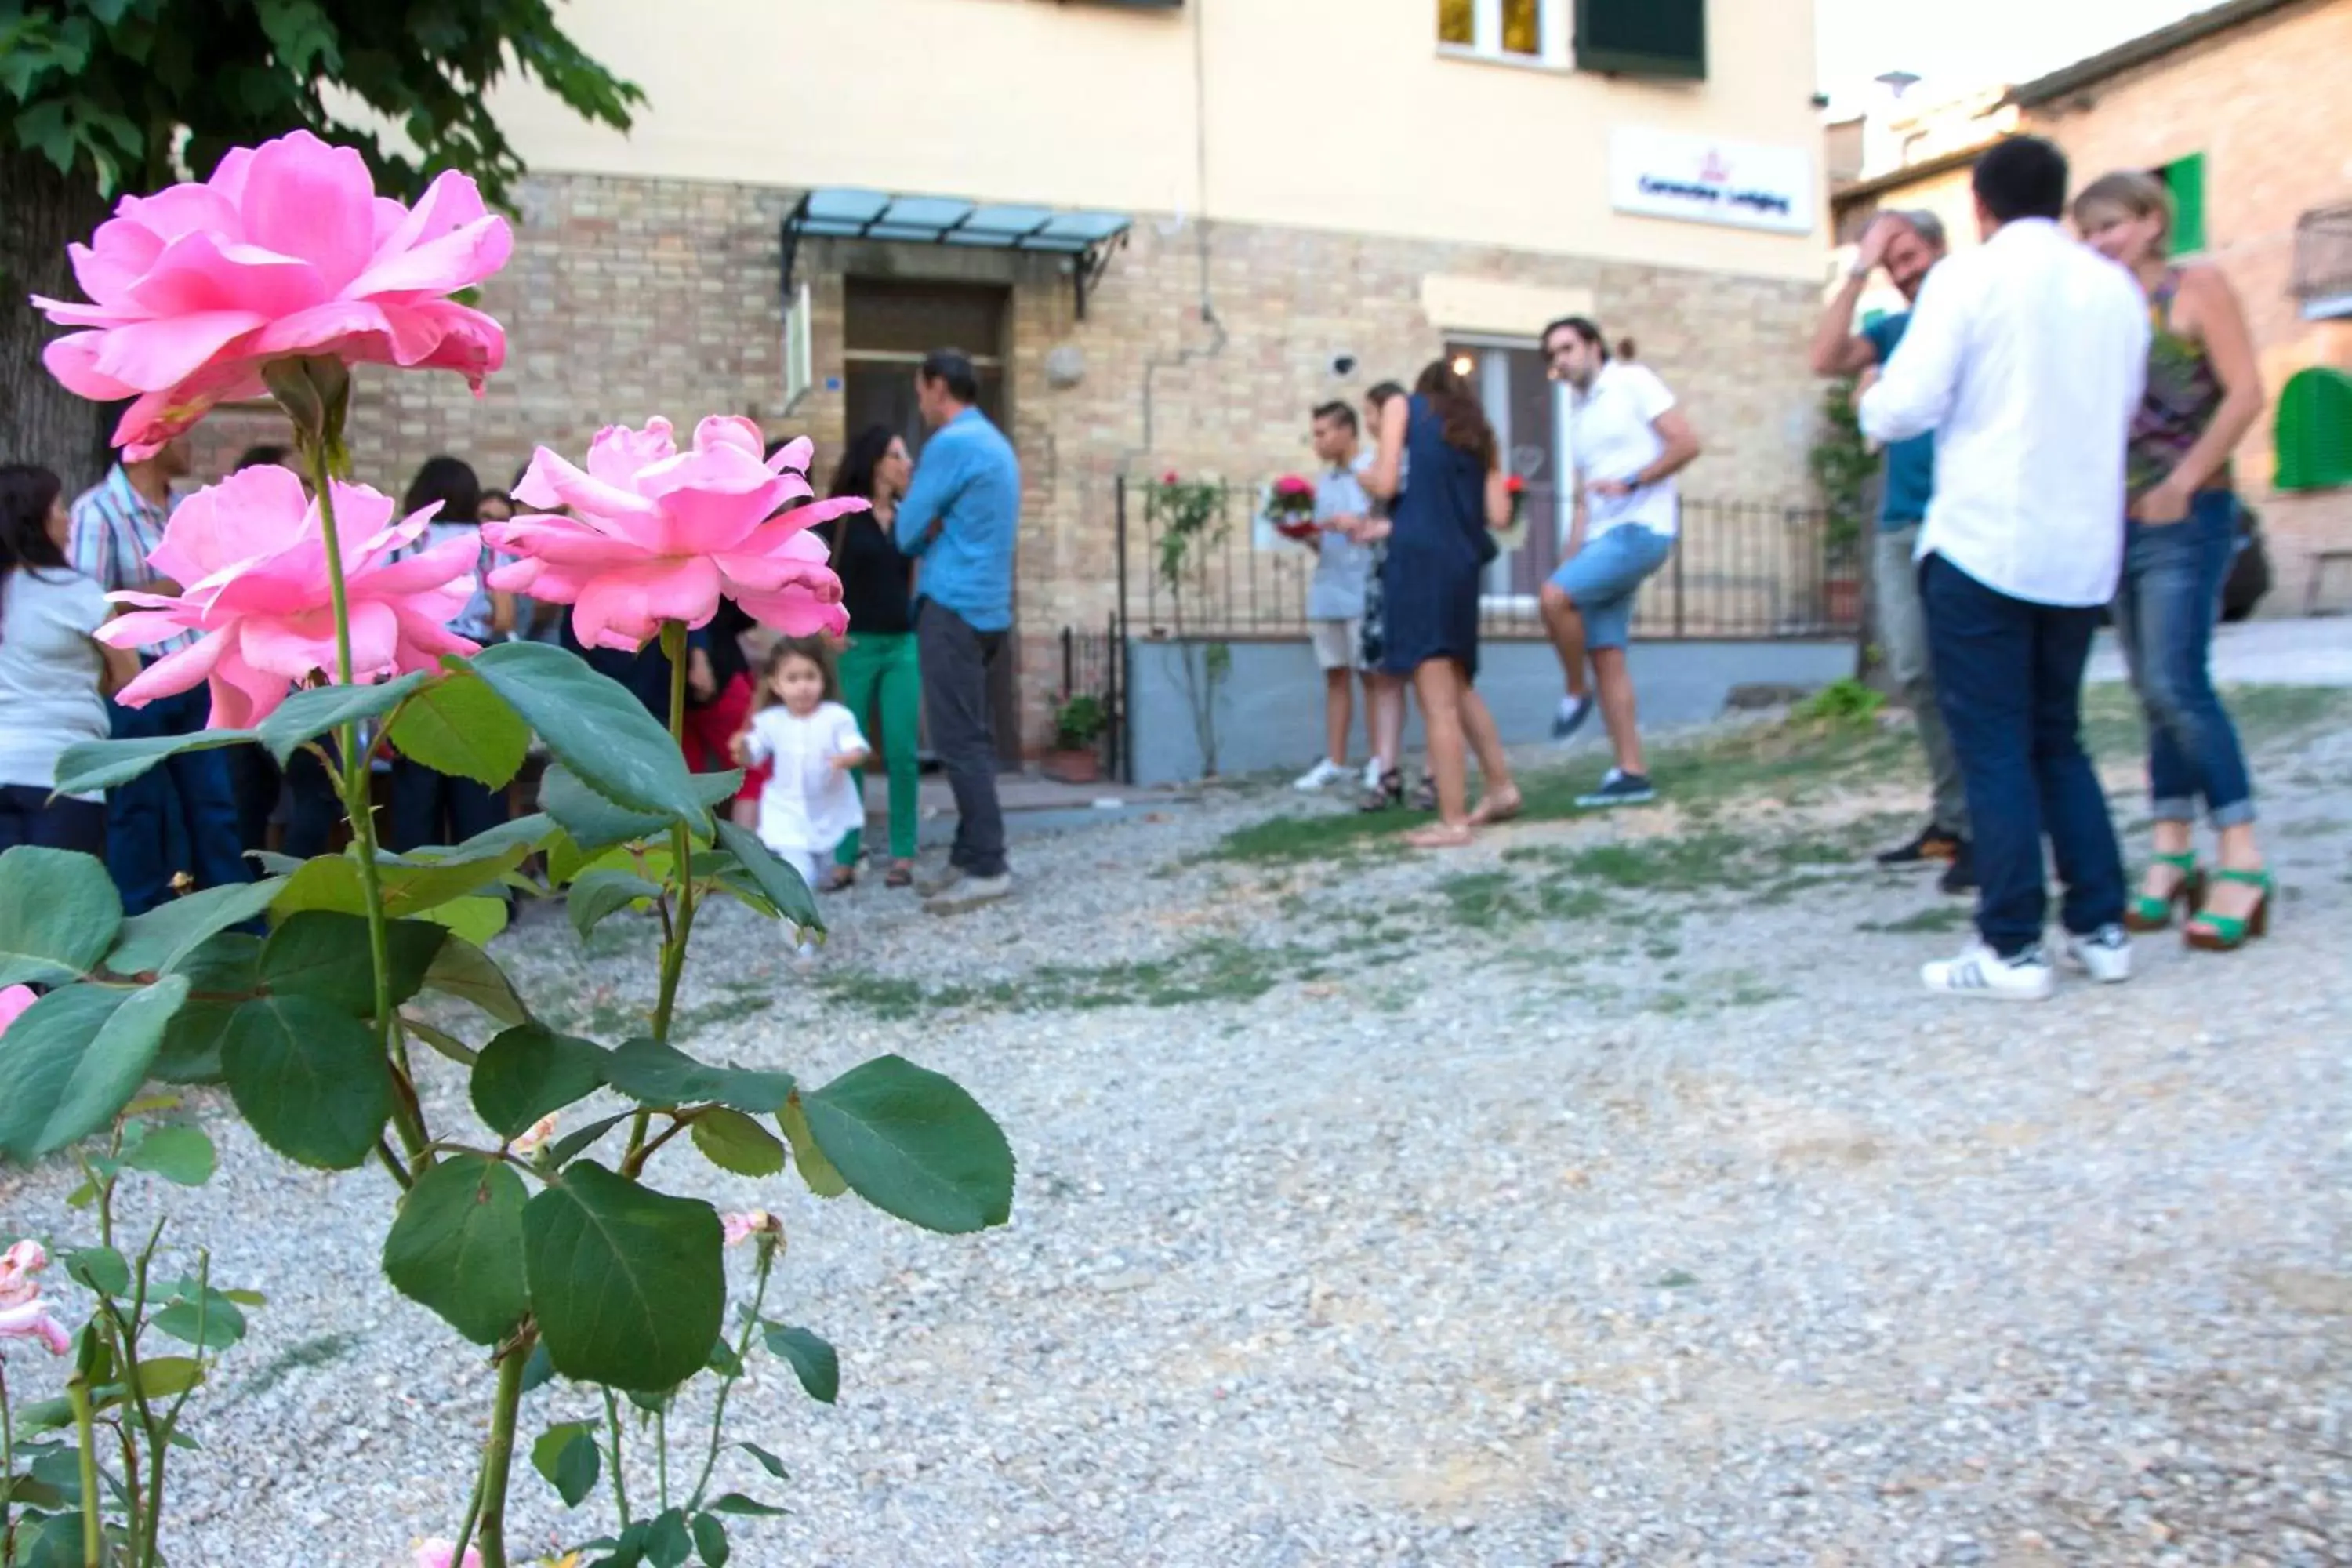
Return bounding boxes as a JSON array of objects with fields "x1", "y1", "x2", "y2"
[{"x1": 70, "y1": 466, "x2": 198, "y2": 657}]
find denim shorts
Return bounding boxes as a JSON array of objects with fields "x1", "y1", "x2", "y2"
[{"x1": 1549, "y1": 525, "x2": 1673, "y2": 649}]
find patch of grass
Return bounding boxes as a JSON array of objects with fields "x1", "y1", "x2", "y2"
[
  {"x1": 1856, "y1": 905, "x2": 1971, "y2": 935},
  {"x1": 1437, "y1": 871, "x2": 1534, "y2": 929},
  {"x1": 818, "y1": 937, "x2": 1329, "y2": 1018}
]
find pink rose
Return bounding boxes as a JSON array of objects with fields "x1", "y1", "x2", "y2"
[
  {"x1": 1162, "y1": 470, "x2": 1181, "y2": 486},
  {"x1": 0, "y1": 985, "x2": 34, "y2": 1036},
  {"x1": 0, "y1": 1238, "x2": 49, "y2": 1308},
  {"x1": 96, "y1": 465, "x2": 483, "y2": 728},
  {"x1": 0, "y1": 1240, "x2": 67, "y2": 1358},
  {"x1": 720, "y1": 1210, "x2": 780, "y2": 1248},
  {"x1": 492, "y1": 416, "x2": 854, "y2": 651},
  {"x1": 510, "y1": 1114, "x2": 558, "y2": 1156},
  {"x1": 412, "y1": 1542, "x2": 484, "y2": 1568},
  {"x1": 32, "y1": 129, "x2": 511, "y2": 459}
]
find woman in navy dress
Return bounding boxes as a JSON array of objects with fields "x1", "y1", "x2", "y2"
[{"x1": 1363, "y1": 361, "x2": 1519, "y2": 847}]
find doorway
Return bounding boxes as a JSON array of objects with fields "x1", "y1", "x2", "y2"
[{"x1": 843, "y1": 278, "x2": 1022, "y2": 771}]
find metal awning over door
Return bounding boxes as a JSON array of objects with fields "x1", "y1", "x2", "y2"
[{"x1": 782, "y1": 188, "x2": 1133, "y2": 318}]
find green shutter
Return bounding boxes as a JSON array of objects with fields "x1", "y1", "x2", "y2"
[
  {"x1": 1576, "y1": 0, "x2": 1704, "y2": 78},
  {"x1": 2274, "y1": 366, "x2": 2352, "y2": 492},
  {"x1": 2165, "y1": 153, "x2": 2207, "y2": 255}
]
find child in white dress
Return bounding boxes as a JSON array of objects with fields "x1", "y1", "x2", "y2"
[{"x1": 729, "y1": 638, "x2": 871, "y2": 896}]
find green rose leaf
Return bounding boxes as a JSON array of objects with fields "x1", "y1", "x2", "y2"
[
  {"x1": 419, "y1": 895, "x2": 510, "y2": 949},
  {"x1": 152, "y1": 1286, "x2": 247, "y2": 1350},
  {"x1": 382, "y1": 1153, "x2": 531, "y2": 1347},
  {"x1": 544, "y1": 1109, "x2": 634, "y2": 1168},
  {"x1": 690, "y1": 1512, "x2": 730, "y2": 1568},
  {"x1": 736, "y1": 1442, "x2": 789, "y2": 1481},
  {"x1": 65, "y1": 1247, "x2": 130, "y2": 1297},
  {"x1": 521, "y1": 1160, "x2": 724, "y2": 1392},
  {"x1": 531, "y1": 1421, "x2": 603, "y2": 1508},
  {"x1": 760, "y1": 1323, "x2": 839, "y2": 1404},
  {"x1": 254, "y1": 672, "x2": 428, "y2": 764},
  {"x1": 470, "y1": 641, "x2": 709, "y2": 826},
  {"x1": 776, "y1": 1095, "x2": 847, "y2": 1199},
  {"x1": 644, "y1": 1508, "x2": 692, "y2": 1568},
  {"x1": 568, "y1": 869, "x2": 663, "y2": 941},
  {"x1": 438, "y1": 811, "x2": 559, "y2": 862},
  {"x1": 419, "y1": 935, "x2": 529, "y2": 1025},
  {"x1": 688, "y1": 1108, "x2": 786, "y2": 1177},
  {"x1": 706, "y1": 1494, "x2": 787, "y2": 1518},
  {"x1": 710, "y1": 822, "x2": 824, "y2": 936},
  {"x1": 103, "y1": 877, "x2": 282, "y2": 978},
  {"x1": 604, "y1": 1037, "x2": 795, "y2": 1116},
  {"x1": 220, "y1": 996, "x2": 390, "y2": 1170},
  {"x1": 132, "y1": 1356, "x2": 205, "y2": 1399},
  {"x1": 471, "y1": 1024, "x2": 610, "y2": 1139},
  {"x1": 0, "y1": 846, "x2": 122, "y2": 987},
  {"x1": 152, "y1": 935, "x2": 260, "y2": 1085},
  {"x1": 259, "y1": 911, "x2": 447, "y2": 1017},
  {"x1": 801, "y1": 1055, "x2": 1015, "y2": 1234},
  {"x1": 539, "y1": 764, "x2": 740, "y2": 860},
  {"x1": 122, "y1": 1124, "x2": 216, "y2": 1186},
  {"x1": 274, "y1": 846, "x2": 528, "y2": 924},
  {"x1": 0, "y1": 978, "x2": 190, "y2": 1162},
  {"x1": 53, "y1": 729, "x2": 257, "y2": 796},
  {"x1": 388, "y1": 668, "x2": 530, "y2": 789}
]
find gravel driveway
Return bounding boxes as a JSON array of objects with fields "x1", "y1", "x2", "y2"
[{"x1": 4, "y1": 681, "x2": 2349, "y2": 1568}]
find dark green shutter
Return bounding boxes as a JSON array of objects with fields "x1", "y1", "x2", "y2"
[
  {"x1": 1576, "y1": 0, "x2": 1704, "y2": 79},
  {"x1": 2165, "y1": 153, "x2": 2207, "y2": 255},
  {"x1": 2274, "y1": 367, "x2": 2352, "y2": 492}
]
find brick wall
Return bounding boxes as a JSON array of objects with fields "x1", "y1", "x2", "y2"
[
  {"x1": 2024, "y1": 0, "x2": 2352, "y2": 611},
  {"x1": 196, "y1": 172, "x2": 1824, "y2": 749}
]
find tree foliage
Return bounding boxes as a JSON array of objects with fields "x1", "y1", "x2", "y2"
[{"x1": 0, "y1": 0, "x2": 641, "y2": 201}]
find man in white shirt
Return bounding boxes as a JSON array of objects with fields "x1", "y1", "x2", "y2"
[
  {"x1": 1541, "y1": 318, "x2": 1702, "y2": 808},
  {"x1": 1859, "y1": 135, "x2": 2150, "y2": 1002}
]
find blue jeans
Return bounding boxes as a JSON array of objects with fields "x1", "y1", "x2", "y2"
[
  {"x1": 103, "y1": 684, "x2": 252, "y2": 916},
  {"x1": 2111, "y1": 492, "x2": 2255, "y2": 828},
  {"x1": 1922, "y1": 554, "x2": 2125, "y2": 956}
]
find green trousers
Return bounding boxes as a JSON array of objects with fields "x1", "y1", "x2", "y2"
[{"x1": 833, "y1": 630, "x2": 923, "y2": 864}]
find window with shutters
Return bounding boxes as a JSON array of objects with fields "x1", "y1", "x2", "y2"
[
  {"x1": 2158, "y1": 153, "x2": 2207, "y2": 256},
  {"x1": 2274, "y1": 367, "x2": 2352, "y2": 492},
  {"x1": 1575, "y1": 0, "x2": 1705, "y2": 79},
  {"x1": 1437, "y1": 0, "x2": 1568, "y2": 67}
]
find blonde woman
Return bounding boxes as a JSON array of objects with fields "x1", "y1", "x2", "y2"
[{"x1": 2074, "y1": 170, "x2": 2270, "y2": 950}]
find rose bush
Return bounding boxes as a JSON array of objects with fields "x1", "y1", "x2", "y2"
[{"x1": 2, "y1": 130, "x2": 1015, "y2": 1568}]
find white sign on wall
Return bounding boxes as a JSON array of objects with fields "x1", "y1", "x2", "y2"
[{"x1": 1609, "y1": 128, "x2": 1816, "y2": 236}]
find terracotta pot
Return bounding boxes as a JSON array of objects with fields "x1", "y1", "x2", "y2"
[
  {"x1": 1825, "y1": 575, "x2": 1861, "y2": 627},
  {"x1": 1044, "y1": 749, "x2": 1100, "y2": 785}
]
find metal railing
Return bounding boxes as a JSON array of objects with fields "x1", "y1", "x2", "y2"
[{"x1": 1112, "y1": 477, "x2": 1864, "y2": 644}]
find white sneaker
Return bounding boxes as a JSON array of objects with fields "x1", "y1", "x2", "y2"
[
  {"x1": 1362, "y1": 757, "x2": 1387, "y2": 792},
  {"x1": 1922, "y1": 941, "x2": 2055, "y2": 1002},
  {"x1": 2060, "y1": 924, "x2": 2133, "y2": 984},
  {"x1": 1294, "y1": 759, "x2": 1347, "y2": 792}
]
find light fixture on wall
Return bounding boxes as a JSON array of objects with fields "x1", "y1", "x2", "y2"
[{"x1": 1450, "y1": 353, "x2": 1476, "y2": 378}]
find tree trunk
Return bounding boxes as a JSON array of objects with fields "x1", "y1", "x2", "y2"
[{"x1": 1, "y1": 151, "x2": 114, "y2": 495}]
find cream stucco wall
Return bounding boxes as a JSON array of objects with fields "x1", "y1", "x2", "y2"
[{"x1": 493, "y1": 0, "x2": 1823, "y2": 279}]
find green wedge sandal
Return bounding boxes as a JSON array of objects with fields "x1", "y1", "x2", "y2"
[
  {"x1": 2185, "y1": 868, "x2": 2272, "y2": 952},
  {"x1": 2124, "y1": 850, "x2": 2202, "y2": 934}
]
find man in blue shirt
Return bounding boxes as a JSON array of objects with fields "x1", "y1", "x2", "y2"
[
  {"x1": 895, "y1": 348, "x2": 1021, "y2": 913},
  {"x1": 1810, "y1": 208, "x2": 1973, "y2": 895}
]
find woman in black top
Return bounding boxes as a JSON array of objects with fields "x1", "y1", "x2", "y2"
[{"x1": 822, "y1": 426, "x2": 920, "y2": 888}]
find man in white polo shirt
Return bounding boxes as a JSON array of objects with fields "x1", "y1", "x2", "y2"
[{"x1": 1540, "y1": 318, "x2": 1703, "y2": 808}]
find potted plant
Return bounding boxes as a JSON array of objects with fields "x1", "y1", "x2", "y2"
[
  {"x1": 1809, "y1": 378, "x2": 1872, "y2": 630},
  {"x1": 1047, "y1": 691, "x2": 1109, "y2": 783}
]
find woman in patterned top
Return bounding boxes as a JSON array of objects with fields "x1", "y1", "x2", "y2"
[{"x1": 2074, "y1": 170, "x2": 2271, "y2": 951}]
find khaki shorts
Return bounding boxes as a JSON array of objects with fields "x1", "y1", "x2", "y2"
[{"x1": 1308, "y1": 619, "x2": 1363, "y2": 672}]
